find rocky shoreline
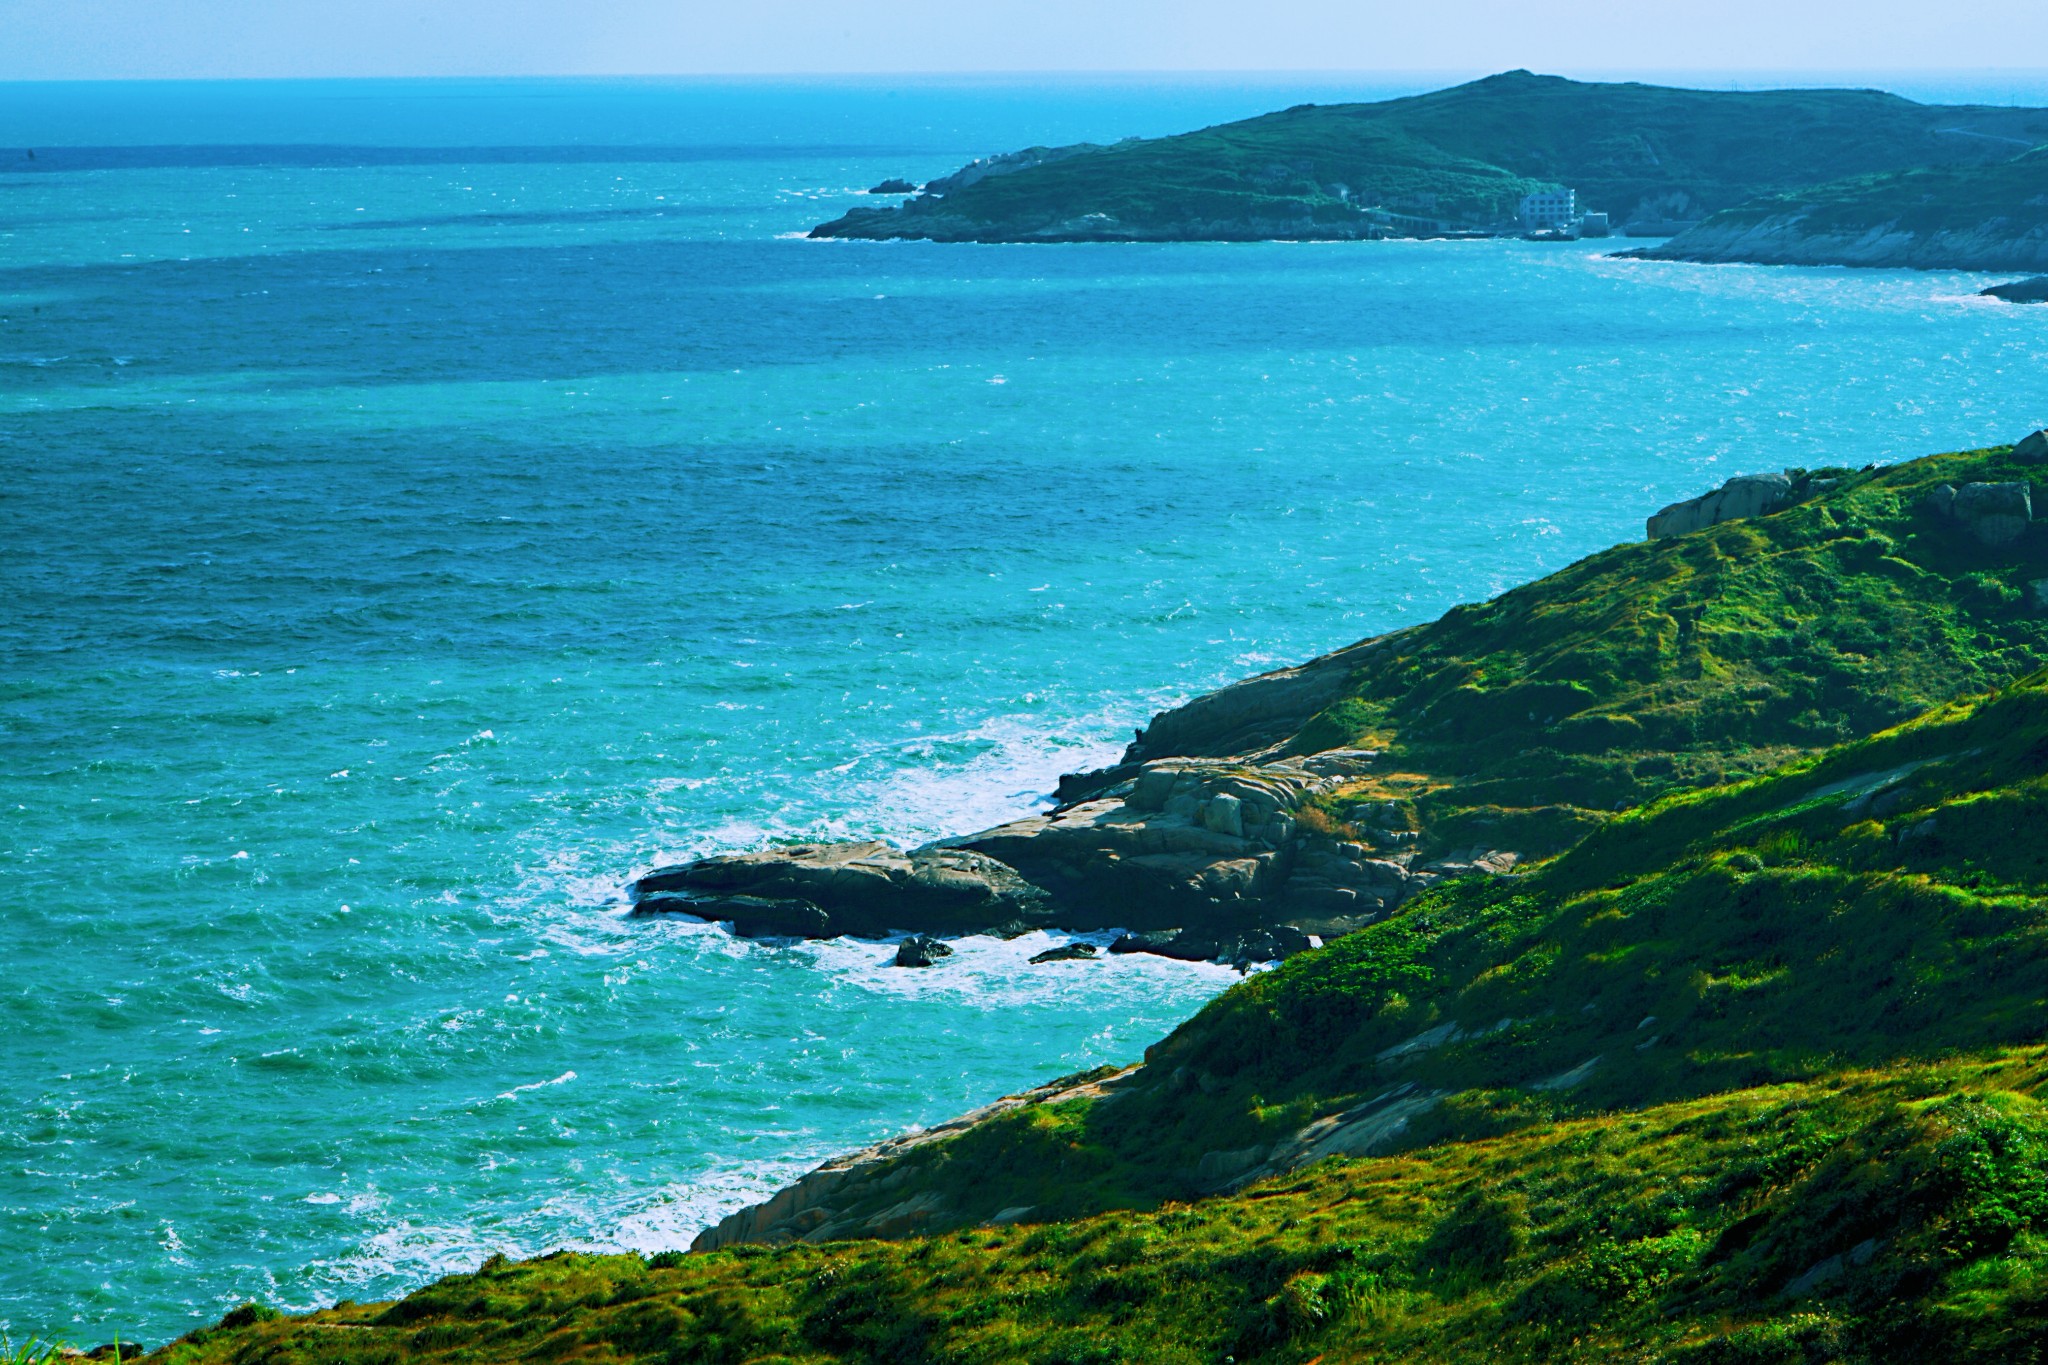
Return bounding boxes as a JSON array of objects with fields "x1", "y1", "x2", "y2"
[
  {"x1": 629, "y1": 638, "x2": 1512, "y2": 970},
  {"x1": 1625, "y1": 217, "x2": 2048, "y2": 272},
  {"x1": 631, "y1": 446, "x2": 2047, "y2": 971}
]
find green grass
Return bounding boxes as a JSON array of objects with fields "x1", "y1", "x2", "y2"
[
  {"x1": 814, "y1": 71, "x2": 2048, "y2": 241},
  {"x1": 708, "y1": 660, "x2": 2048, "y2": 1240},
  {"x1": 3, "y1": 1341, "x2": 67, "y2": 1365},
  {"x1": 1273, "y1": 444, "x2": 2048, "y2": 854},
  {"x1": 127, "y1": 440, "x2": 2048, "y2": 1362},
  {"x1": 157, "y1": 1055, "x2": 2048, "y2": 1364}
]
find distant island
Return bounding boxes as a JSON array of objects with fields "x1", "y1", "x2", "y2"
[{"x1": 813, "y1": 70, "x2": 2048, "y2": 268}]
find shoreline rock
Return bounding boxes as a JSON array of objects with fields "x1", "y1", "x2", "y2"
[
  {"x1": 632, "y1": 841, "x2": 1051, "y2": 939},
  {"x1": 1984, "y1": 277, "x2": 2048, "y2": 303}
]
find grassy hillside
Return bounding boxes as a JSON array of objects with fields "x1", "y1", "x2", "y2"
[
  {"x1": 1153, "y1": 445, "x2": 2048, "y2": 860},
  {"x1": 160, "y1": 1053, "x2": 2048, "y2": 1365},
  {"x1": 701, "y1": 663, "x2": 2048, "y2": 1238},
  {"x1": 125, "y1": 444, "x2": 2048, "y2": 1363},
  {"x1": 814, "y1": 72, "x2": 2048, "y2": 242}
]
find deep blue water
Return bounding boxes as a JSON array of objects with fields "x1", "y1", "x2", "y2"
[{"x1": 4, "y1": 75, "x2": 2048, "y2": 1344}]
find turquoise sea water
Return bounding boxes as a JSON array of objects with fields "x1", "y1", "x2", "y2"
[{"x1": 4, "y1": 76, "x2": 2048, "y2": 1343}]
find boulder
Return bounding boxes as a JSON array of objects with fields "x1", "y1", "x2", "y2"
[
  {"x1": 632, "y1": 841, "x2": 1051, "y2": 938},
  {"x1": 867, "y1": 178, "x2": 918, "y2": 194},
  {"x1": 1951, "y1": 481, "x2": 2033, "y2": 545},
  {"x1": 979, "y1": 919, "x2": 1042, "y2": 940},
  {"x1": 1646, "y1": 472, "x2": 1793, "y2": 539},
  {"x1": 2016, "y1": 430, "x2": 2048, "y2": 463},
  {"x1": 893, "y1": 934, "x2": 953, "y2": 968},
  {"x1": 1028, "y1": 942, "x2": 1098, "y2": 964}
]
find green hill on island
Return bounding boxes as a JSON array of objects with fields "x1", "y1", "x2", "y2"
[
  {"x1": 143, "y1": 440, "x2": 2048, "y2": 1365},
  {"x1": 1632, "y1": 146, "x2": 2048, "y2": 271},
  {"x1": 814, "y1": 71, "x2": 2048, "y2": 243}
]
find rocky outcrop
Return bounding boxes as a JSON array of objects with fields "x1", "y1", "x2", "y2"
[
  {"x1": 866, "y1": 179, "x2": 917, "y2": 195},
  {"x1": 1984, "y1": 277, "x2": 2048, "y2": 303},
  {"x1": 1634, "y1": 216, "x2": 2048, "y2": 272},
  {"x1": 1028, "y1": 942, "x2": 1097, "y2": 964},
  {"x1": 632, "y1": 842, "x2": 1052, "y2": 938},
  {"x1": 1922, "y1": 480, "x2": 2035, "y2": 545},
  {"x1": 631, "y1": 750, "x2": 1477, "y2": 961},
  {"x1": 1108, "y1": 644, "x2": 1395, "y2": 770},
  {"x1": 689, "y1": 1066, "x2": 1142, "y2": 1250},
  {"x1": 893, "y1": 934, "x2": 952, "y2": 968},
  {"x1": 1646, "y1": 472, "x2": 1792, "y2": 539}
]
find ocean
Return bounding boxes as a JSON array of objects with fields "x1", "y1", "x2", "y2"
[{"x1": 3, "y1": 74, "x2": 2047, "y2": 1343}]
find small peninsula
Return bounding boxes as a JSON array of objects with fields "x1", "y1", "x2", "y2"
[{"x1": 811, "y1": 71, "x2": 2048, "y2": 245}]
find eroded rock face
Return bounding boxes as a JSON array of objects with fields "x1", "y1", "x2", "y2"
[
  {"x1": 1052, "y1": 639, "x2": 1396, "y2": 796},
  {"x1": 1646, "y1": 472, "x2": 1792, "y2": 539},
  {"x1": 632, "y1": 842, "x2": 1052, "y2": 939},
  {"x1": 945, "y1": 759, "x2": 1335, "y2": 931}
]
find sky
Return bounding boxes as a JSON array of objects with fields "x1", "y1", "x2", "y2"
[{"x1": 4, "y1": 0, "x2": 2048, "y2": 81}]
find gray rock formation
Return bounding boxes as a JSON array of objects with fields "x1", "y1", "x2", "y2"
[
  {"x1": 1984, "y1": 277, "x2": 2048, "y2": 304},
  {"x1": 1027, "y1": 942, "x2": 1097, "y2": 964},
  {"x1": 2016, "y1": 430, "x2": 2048, "y2": 463},
  {"x1": 634, "y1": 752, "x2": 1503, "y2": 957},
  {"x1": 1924, "y1": 480, "x2": 2034, "y2": 545},
  {"x1": 1115, "y1": 640, "x2": 1395, "y2": 768},
  {"x1": 893, "y1": 934, "x2": 952, "y2": 968},
  {"x1": 632, "y1": 841, "x2": 1051, "y2": 938},
  {"x1": 949, "y1": 758, "x2": 1386, "y2": 931},
  {"x1": 1646, "y1": 472, "x2": 1792, "y2": 539}
]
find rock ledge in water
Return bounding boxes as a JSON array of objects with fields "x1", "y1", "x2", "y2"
[{"x1": 632, "y1": 841, "x2": 1051, "y2": 938}]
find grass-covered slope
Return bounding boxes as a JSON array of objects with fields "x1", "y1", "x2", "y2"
[
  {"x1": 732, "y1": 665, "x2": 2048, "y2": 1240},
  {"x1": 1636, "y1": 146, "x2": 2048, "y2": 271},
  {"x1": 1135, "y1": 445, "x2": 2048, "y2": 858},
  {"x1": 814, "y1": 71, "x2": 2048, "y2": 242},
  {"x1": 163, "y1": 1054, "x2": 2048, "y2": 1365},
  {"x1": 134, "y1": 444, "x2": 2048, "y2": 1364}
]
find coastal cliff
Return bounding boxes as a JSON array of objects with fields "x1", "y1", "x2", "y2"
[
  {"x1": 143, "y1": 435, "x2": 2048, "y2": 1365},
  {"x1": 1631, "y1": 147, "x2": 2048, "y2": 270}
]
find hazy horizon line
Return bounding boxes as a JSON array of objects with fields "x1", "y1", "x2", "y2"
[{"x1": 7, "y1": 65, "x2": 2048, "y2": 87}]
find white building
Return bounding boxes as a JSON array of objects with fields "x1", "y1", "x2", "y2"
[{"x1": 1519, "y1": 188, "x2": 1578, "y2": 233}]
